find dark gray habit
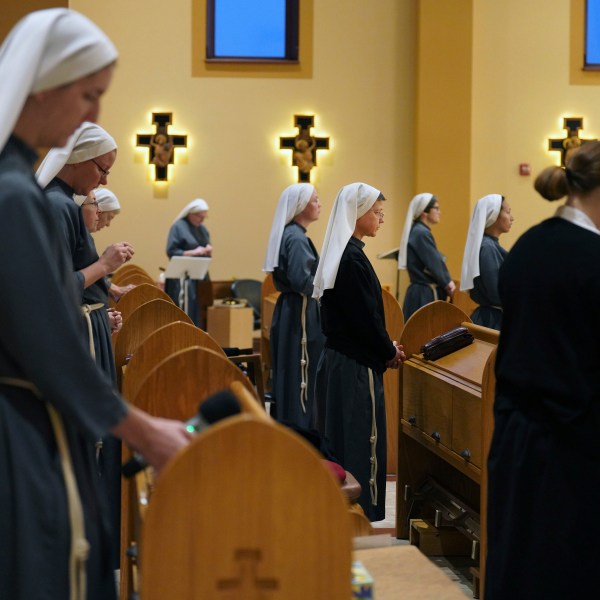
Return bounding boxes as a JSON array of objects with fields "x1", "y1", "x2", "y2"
[
  {"x1": 469, "y1": 234, "x2": 506, "y2": 330},
  {"x1": 271, "y1": 222, "x2": 324, "y2": 429},
  {"x1": 0, "y1": 136, "x2": 126, "y2": 600},
  {"x1": 165, "y1": 218, "x2": 210, "y2": 327},
  {"x1": 402, "y1": 220, "x2": 451, "y2": 320},
  {"x1": 315, "y1": 237, "x2": 396, "y2": 521},
  {"x1": 45, "y1": 177, "x2": 121, "y2": 569}
]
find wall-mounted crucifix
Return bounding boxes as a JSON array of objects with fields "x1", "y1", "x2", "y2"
[
  {"x1": 280, "y1": 115, "x2": 329, "y2": 183},
  {"x1": 548, "y1": 117, "x2": 596, "y2": 166},
  {"x1": 216, "y1": 548, "x2": 278, "y2": 599},
  {"x1": 136, "y1": 113, "x2": 188, "y2": 181}
]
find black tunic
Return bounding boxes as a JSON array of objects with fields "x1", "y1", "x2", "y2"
[
  {"x1": 271, "y1": 222, "x2": 324, "y2": 429},
  {"x1": 315, "y1": 237, "x2": 396, "y2": 521},
  {"x1": 485, "y1": 217, "x2": 600, "y2": 599},
  {"x1": 165, "y1": 218, "x2": 210, "y2": 327},
  {"x1": 403, "y1": 221, "x2": 451, "y2": 320},
  {"x1": 469, "y1": 234, "x2": 506, "y2": 330},
  {"x1": 0, "y1": 136, "x2": 126, "y2": 600}
]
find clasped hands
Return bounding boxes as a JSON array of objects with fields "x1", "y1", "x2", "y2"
[{"x1": 386, "y1": 341, "x2": 406, "y2": 369}]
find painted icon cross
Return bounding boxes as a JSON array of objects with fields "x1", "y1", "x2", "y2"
[
  {"x1": 280, "y1": 114, "x2": 329, "y2": 183},
  {"x1": 136, "y1": 113, "x2": 187, "y2": 181},
  {"x1": 548, "y1": 117, "x2": 596, "y2": 166}
]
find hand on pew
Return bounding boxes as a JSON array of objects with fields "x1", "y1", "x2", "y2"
[{"x1": 111, "y1": 405, "x2": 193, "y2": 474}]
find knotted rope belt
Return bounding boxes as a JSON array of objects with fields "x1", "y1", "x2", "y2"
[
  {"x1": 367, "y1": 368, "x2": 378, "y2": 508},
  {"x1": 0, "y1": 377, "x2": 89, "y2": 600},
  {"x1": 80, "y1": 303, "x2": 105, "y2": 459},
  {"x1": 80, "y1": 303, "x2": 104, "y2": 360},
  {"x1": 299, "y1": 294, "x2": 309, "y2": 414}
]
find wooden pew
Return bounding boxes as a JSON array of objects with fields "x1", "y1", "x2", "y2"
[
  {"x1": 111, "y1": 264, "x2": 153, "y2": 284},
  {"x1": 112, "y1": 272, "x2": 155, "y2": 287},
  {"x1": 120, "y1": 350, "x2": 262, "y2": 600},
  {"x1": 260, "y1": 273, "x2": 279, "y2": 393},
  {"x1": 396, "y1": 301, "x2": 497, "y2": 597},
  {"x1": 382, "y1": 288, "x2": 404, "y2": 475},
  {"x1": 139, "y1": 411, "x2": 353, "y2": 599},
  {"x1": 113, "y1": 299, "x2": 193, "y2": 389},
  {"x1": 113, "y1": 283, "x2": 173, "y2": 323},
  {"x1": 121, "y1": 321, "x2": 226, "y2": 403}
]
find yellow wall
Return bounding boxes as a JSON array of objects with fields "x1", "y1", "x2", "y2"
[
  {"x1": 70, "y1": 0, "x2": 417, "y2": 292},
  {"x1": 415, "y1": 0, "x2": 473, "y2": 280},
  {"x1": 471, "y1": 0, "x2": 600, "y2": 251},
  {"x1": 5, "y1": 0, "x2": 594, "y2": 294}
]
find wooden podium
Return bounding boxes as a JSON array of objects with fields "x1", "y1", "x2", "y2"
[{"x1": 207, "y1": 304, "x2": 253, "y2": 348}]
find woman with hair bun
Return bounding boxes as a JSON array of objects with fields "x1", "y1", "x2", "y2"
[{"x1": 485, "y1": 141, "x2": 600, "y2": 599}]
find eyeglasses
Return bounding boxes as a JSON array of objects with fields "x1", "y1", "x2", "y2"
[
  {"x1": 91, "y1": 159, "x2": 110, "y2": 177},
  {"x1": 373, "y1": 211, "x2": 385, "y2": 220},
  {"x1": 430, "y1": 206, "x2": 440, "y2": 211},
  {"x1": 82, "y1": 200, "x2": 99, "y2": 208}
]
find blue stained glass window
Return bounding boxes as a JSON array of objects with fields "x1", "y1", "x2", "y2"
[
  {"x1": 215, "y1": 0, "x2": 285, "y2": 58},
  {"x1": 586, "y1": 0, "x2": 600, "y2": 66}
]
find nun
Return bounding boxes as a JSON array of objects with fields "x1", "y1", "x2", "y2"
[
  {"x1": 36, "y1": 121, "x2": 133, "y2": 384},
  {"x1": 165, "y1": 198, "x2": 212, "y2": 326},
  {"x1": 398, "y1": 193, "x2": 455, "y2": 320},
  {"x1": 96, "y1": 186, "x2": 121, "y2": 230},
  {"x1": 313, "y1": 182, "x2": 404, "y2": 521},
  {"x1": 0, "y1": 10, "x2": 189, "y2": 599},
  {"x1": 263, "y1": 183, "x2": 324, "y2": 428},
  {"x1": 93, "y1": 188, "x2": 134, "y2": 302},
  {"x1": 37, "y1": 122, "x2": 136, "y2": 571},
  {"x1": 460, "y1": 194, "x2": 514, "y2": 330}
]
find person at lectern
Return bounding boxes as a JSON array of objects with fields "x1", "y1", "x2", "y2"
[{"x1": 165, "y1": 198, "x2": 212, "y2": 326}]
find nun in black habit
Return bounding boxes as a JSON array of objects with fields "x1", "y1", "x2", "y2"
[
  {"x1": 460, "y1": 194, "x2": 513, "y2": 330},
  {"x1": 313, "y1": 182, "x2": 405, "y2": 521},
  {"x1": 263, "y1": 183, "x2": 324, "y2": 429},
  {"x1": 398, "y1": 193, "x2": 455, "y2": 320}
]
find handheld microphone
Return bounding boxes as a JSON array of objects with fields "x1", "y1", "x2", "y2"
[{"x1": 121, "y1": 389, "x2": 241, "y2": 478}]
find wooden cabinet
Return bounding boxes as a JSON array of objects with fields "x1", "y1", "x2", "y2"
[
  {"x1": 395, "y1": 301, "x2": 498, "y2": 597},
  {"x1": 402, "y1": 339, "x2": 495, "y2": 473}
]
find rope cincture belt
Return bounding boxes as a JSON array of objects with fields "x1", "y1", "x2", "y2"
[
  {"x1": 367, "y1": 368, "x2": 378, "y2": 507},
  {"x1": 0, "y1": 377, "x2": 90, "y2": 600},
  {"x1": 80, "y1": 303, "x2": 104, "y2": 459},
  {"x1": 299, "y1": 294, "x2": 309, "y2": 414},
  {"x1": 80, "y1": 303, "x2": 104, "y2": 360}
]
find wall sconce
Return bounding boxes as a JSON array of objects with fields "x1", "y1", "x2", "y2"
[
  {"x1": 279, "y1": 115, "x2": 329, "y2": 183},
  {"x1": 548, "y1": 117, "x2": 596, "y2": 166},
  {"x1": 136, "y1": 113, "x2": 188, "y2": 182}
]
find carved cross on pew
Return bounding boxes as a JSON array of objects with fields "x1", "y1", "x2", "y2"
[
  {"x1": 136, "y1": 113, "x2": 188, "y2": 181},
  {"x1": 280, "y1": 115, "x2": 329, "y2": 183},
  {"x1": 548, "y1": 117, "x2": 596, "y2": 166},
  {"x1": 216, "y1": 548, "x2": 279, "y2": 599}
]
